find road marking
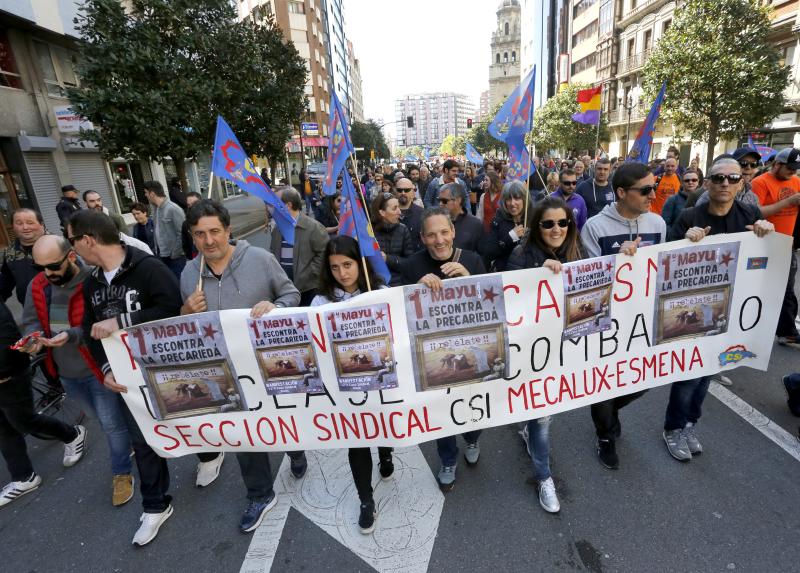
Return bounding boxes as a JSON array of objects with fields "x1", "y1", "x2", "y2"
[
  {"x1": 709, "y1": 382, "x2": 800, "y2": 463},
  {"x1": 241, "y1": 447, "x2": 444, "y2": 573}
]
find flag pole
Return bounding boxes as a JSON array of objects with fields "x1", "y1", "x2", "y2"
[
  {"x1": 348, "y1": 151, "x2": 373, "y2": 292},
  {"x1": 196, "y1": 171, "x2": 216, "y2": 293}
]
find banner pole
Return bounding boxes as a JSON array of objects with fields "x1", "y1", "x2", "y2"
[{"x1": 348, "y1": 151, "x2": 374, "y2": 292}]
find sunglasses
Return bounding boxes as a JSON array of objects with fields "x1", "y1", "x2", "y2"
[
  {"x1": 708, "y1": 173, "x2": 743, "y2": 184},
  {"x1": 539, "y1": 219, "x2": 569, "y2": 229},
  {"x1": 683, "y1": 178, "x2": 699, "y2": 183},
  {"x1": 739, "y1": 161, "x2": 760, "y2": 169},
  {"x1": 67, "y1": 234, "x2": 91, "y2": 246},
  {"x1": 32, "y1": 252, "x2": 71, "y2": 272},
  {"x1": 561, "y1": 181, "x2": 577, "y2": 187},
  {"x1": 396, "y1": 188, "x2": 414, "y2": 193},
  {"x1": 626, "y1": 185, "x2": 657, "y2": 196}
]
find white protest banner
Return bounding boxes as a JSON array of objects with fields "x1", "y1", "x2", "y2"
[{"x1": 103, "y1": 232, "x2": 790, "y2": 456}]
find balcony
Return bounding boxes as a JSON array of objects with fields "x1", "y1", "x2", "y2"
[
  {"x1": 620, "y1": 0, "x2": 671, "y2": 27},
  {"x1": 607, "y1": 107, "x2": 646, "y2": 126},
  {"x1": 617, "y1": 49, "x2": 650, "y2": 75}
]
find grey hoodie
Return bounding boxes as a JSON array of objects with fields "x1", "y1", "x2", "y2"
[
  {"x1": 180, "y1": 240, "x2": 300, "y2": 310},
  {"x1": 580, "y1": 203, "x2": 666, "y2": 258}
]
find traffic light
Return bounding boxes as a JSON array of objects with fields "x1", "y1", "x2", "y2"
[
  {"x1": 406, "y1": 116, "x2": 414, "y2": 128},
  {"x1": 467, "y1": 118, "x2": 473, "y2": 128}
]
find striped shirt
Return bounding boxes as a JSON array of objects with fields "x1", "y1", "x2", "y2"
[{"x1": 279, "y1": 239, "x2": 294, "y2": 280}]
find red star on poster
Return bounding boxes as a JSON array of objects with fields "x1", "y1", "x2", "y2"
[
  {"x1": 720, "y1": 252, "x2": 735, "y2": 267},
  {"x1": 375, "y1": 310, "x2": 385, "y2": 320},
  {"x1": 483, "y1": 288, "x2": 498, "y2": 303},
  {"x1": 295, "y1": 319, "x2": 306, "y2": 330},
  {"x1": 202, "y1": 323, "x2": 218, "y2": 340},
  {"x1": 605, "y1": 262, "x2": 614, "y2": 273}
]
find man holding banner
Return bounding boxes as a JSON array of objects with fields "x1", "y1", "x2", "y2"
[{"x1": 180, "y1": 199, "x2": 305, "y2": 533}]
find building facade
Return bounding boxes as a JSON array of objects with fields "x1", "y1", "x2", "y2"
[
  {"x1": 520, "y1": 0, "x2": 569, "y2": 105},
  {"x1": 394, "y1": 93, "x2": 476, "y2": 150},
  {"x1": 569, "y1": 0, "x2": 600, "y2": 84},
  {"x1": 489, "y1": 0, "x2": 522, "y2": 109},
  {"x1": 321, "y1": 0, "x2": 350, "y2": 116},
  {"x1": 348, "y1": 40, "x2": 365, "y2": 123},
  {"x1": 478, "y1": 90, "x2": 490, "y2": 122}
]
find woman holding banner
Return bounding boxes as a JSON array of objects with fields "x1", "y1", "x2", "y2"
[
  {"x1": 311, "y1": 236, "x2": 394, "y2": 535},
  {"x1": 507, "y1": 196, "x2": 585, "y2": 514}
]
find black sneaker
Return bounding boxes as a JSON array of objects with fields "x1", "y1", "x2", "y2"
[
  {"x1": 358, "y1": 499, "x2": 376, "y2": 534},
  {"x1": 597, "y1": 439, "x2": 619, "y2": 470},
  {"x1": 378, "y1": 454, "x2": 394, "y2": 481},
  {"x1": 290, "y1": 452, "x2": 307, "y2": 479},
  {"x1": 783, "y1": 375, "x2": 800, "y2": 417}
]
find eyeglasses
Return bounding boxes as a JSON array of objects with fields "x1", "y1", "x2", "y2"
[
  {"x1": 32, "y1": 252, "x2": 70, "y2": 271},
  {"x1": 438, "y1": 197, "x2": 452, "y2": 204},
  {"x1": 625, "y1": 185, "x2": 657, "y2": 196},
  {"x1": 708, "y1": 173, "x2": 743, "y2": 184},
  {"x1": 396, "y1": 188, "x2": 414, "y2": 193},
  {"x1": 682, "y1": 178, "x2": 699, "y2": 183},
  {"x1": 67, "y1": 234, "x2": 91, "y2": 246},
  {"x1": 739, "y1": 161, "x2": 760, "y2": 169},
  {"x1": 539, "y1": 219, "x2": 569, "y2": 229},
  {"x1": 561, "y1": 181, "x2": 577, "y2": 187}
]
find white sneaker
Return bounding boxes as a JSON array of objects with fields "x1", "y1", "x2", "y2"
[
  {"x1": 63, "y1": 425, "x2": 87, "y2": 467},
  {"x1": 196, "y1": 452, "x2": 225, "y2": 487},
  {"x1": 538, "y1": 477, "x2": 560, "y2": 513},
  {"x1": 132, "y1": 505, "x2": 173, "y2": 546},
  {"x1": 0, "y1": 473, "x2": 42, "y2": 508}
]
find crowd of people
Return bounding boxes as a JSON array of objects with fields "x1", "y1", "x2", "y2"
[{"x1": 0, "y1": 144, "x2": 798, "y2": 546}]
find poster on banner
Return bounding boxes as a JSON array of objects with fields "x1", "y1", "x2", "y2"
[
  {"x1": 562, "y1": 255, "x2": 615, "y2": 340},
  {"x1": 323, "y1": 303, "x2": 398, "y2": 392},
  {"x1": 101, "y1": 232, "x2": 792, "y2": 456},
  {"x1": 247, "y1": 312, "x2": 323, "y2": 395},
  {"x1": 404, "y1": 275, "x2": 509, "y2": 391},
  {"x1": 653, "y1": 242, "x2": 739, "y2": 345},
  {"x1": 126, "y1": 312, "x2": 248, "y2": 420}
]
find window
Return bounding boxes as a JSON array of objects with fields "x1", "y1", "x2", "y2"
[
  {"x1": 503, "y1": 52, "x2": 508, "y2": 63},
  {"x1": 573, "y1": 0, "x2": 598, "y2": 19},
  {"x1": 288, "y1": 1, "x2": 305, "y2": 14},
  {"x1": 662, "y1": 19, "x2": 671, "y2": 35},
  {"x1": 643, "y1": 29, "x2": 652, "y2": 51},
  {"x1": 572, "y1": 19, "x2": 598, "y2": 47},
  {"x1": 511, "y1": 51, "x2": 516, "y2": 62},
  {"x1": 0, "y1": 29, "x2": 22, "y2": 89},
  {"x1": 34, "y1": 41, "x2": 78, "y2": 98},
  {"x1": 627, "y1": 38, "x2": 635, "y2": 58},
  {"x1": 504, "y1": 22, "x2": 509, "y2": 35},
  {"x1": 496, "y1": 53, "x2": 500, "y2": 63},
  {"x1": 599, "y1": 0, "x2": 614, "y2": 36},
  {"x1": 571, "y1": 53, "x2": 596, "y2": 75}
]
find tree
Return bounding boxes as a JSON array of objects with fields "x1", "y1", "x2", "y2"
[
  {"x1": 642, "y1": 0, "x2": 789, "y2": 171},
  {"x1": 467, "y1": 103, "x2": 507, "y2": 157},
  {"x1": 439, "y1": 134, "x2": 465, "y2": 157},
  {"x1": 69, "y1": 0, "x2": 307, "y2": 188},
  {"x1": 531, "y1": 83, "x2": 609, "y2": 156},
  {"x1": 350, "y1": 120, "x2": 390, "y2": 160}
]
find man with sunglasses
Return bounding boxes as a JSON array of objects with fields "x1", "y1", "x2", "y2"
[
  {"x1": 395, "y1": 177, "x2": 424, "y2": 252},
  {"x1": 751, "y1": 147, "x2": 800, "y2": 346},
  {"x1": 437, "y1": 183, "x2": 483, "y2": 253},
  {"x1": 552, "y1": 169, "x2": 588, "y2": 230},
  {"x1": 20, "y1": 235, "x2": 133, "y2": 506},
  {"x1": 663, "y1": 158, "x2": 773, "y2": 462},
  {"x1": 692, "y1": 148, "x2": 761, "y2": 209},
  {"x1": 580, "y1": 162, "x2": 667, "y2": 469}
]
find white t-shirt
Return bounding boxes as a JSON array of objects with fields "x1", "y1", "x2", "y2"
[{"x1": 103, "y1": 266, "x2": 120, "y2": 285}]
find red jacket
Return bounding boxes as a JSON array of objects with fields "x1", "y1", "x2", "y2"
[{"x1": 30, "y1": 273, "x2": 104, "y2": 383}]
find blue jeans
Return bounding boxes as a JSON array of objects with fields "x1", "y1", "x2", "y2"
[
  {"x1": 60, "y1": 375, "x2": 133, "y2": 475},
  {"x1": 524, "y1": 417, "x2": 551, "y2": 481},
  {"x1": 663, "y1": 376, "x2": 711, "y2": 432},
  {"x1": 436, "y1": 430, "x2": 482, "y2": 466},
  {"x1": 160, "y1": 256, "x2": 186, "y2": 281}
]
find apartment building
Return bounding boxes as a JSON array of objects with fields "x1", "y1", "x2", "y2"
[{"x1": 395, "y1": 93, "x2": 476, "y2": 150}]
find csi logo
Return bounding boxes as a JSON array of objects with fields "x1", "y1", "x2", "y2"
[{"x1": 718, "y1": 344, "x2": 756, "y2": 367}]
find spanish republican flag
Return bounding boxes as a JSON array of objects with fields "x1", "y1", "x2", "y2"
[{"x1": 571, "y1": 86, "x2": 602, "y2": 125}]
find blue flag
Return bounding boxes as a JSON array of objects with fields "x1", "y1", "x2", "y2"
[
  {"x1": 338, "y1": 176, "x2": 391, "y2": 284},
  {"x1": 489, "y1": 66, "x2": 536, "y2": 143},
  {"x1": 627, "y1": 81, "x2": 667, "y2": 164},
  {"x1": 505, "y1": 138, "x2": 530, "y2": 182},
  {"x1": 424, "y1": 147, "x2": 431, "y2": 161},
  {"x1": 323, "y1": 91, "x2": 354, "y2": 196},
  {"x1": 465, "y1": 142, "x2": 485, "y2": 165},
  {"x1": 211, "y1": 115, "x2": 296, "y2": 244}
]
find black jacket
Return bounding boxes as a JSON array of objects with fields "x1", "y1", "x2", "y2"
[
  {"x1": 56, "y1": 197, "x2": 81, "y2": 231},
  {"x1": 453, "y1": 212, "x2": 484, "y2": 253},
  {"x1": 133, "y1": 219, "x2": 156, "y2": 254},
  {"x1": 0, "y1": 300, "x2": 28, "y2": 378},
  {"x1": 82, "y1": 246, "x2": 182, "y2": 373},
  {"x1": 507, "y1": 241, "x2": 583, "y2": 271},
  {"x1": 399, "y1": 203, "x2": 424, "y2": 252},
  {"x1": 374, "y1": 222, "x2": 415, "y2": 286},
  {"x1": 401, "y1": 247, "x2": 486, "y2": 284},
  {"x1": 668, "y1": 202, "x2": 762, "y2": 242},
  {"x1": 481, "y1": 210, "x2": 523, "y2": 272},
  {"x1": 0, "y1": 240, "x2": 37, "y2": 304}
]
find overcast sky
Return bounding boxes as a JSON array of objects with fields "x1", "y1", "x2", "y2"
[{"x1": 345, "y1": 0, "x2": 498, "y2": 141}]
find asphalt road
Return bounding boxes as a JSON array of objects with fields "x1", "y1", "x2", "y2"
[{"x1": 1, "y1": 222, "x2": 798, "y2": 573}]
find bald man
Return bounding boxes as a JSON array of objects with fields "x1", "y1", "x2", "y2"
[
  {"x1": 21, "y1": 235, "x2": 134, "y2": 506},
  {"x1": 394, "y1": 177, "x2": 424, "y2": 251}
]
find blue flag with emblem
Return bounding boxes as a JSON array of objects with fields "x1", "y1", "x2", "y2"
[
  {"x1": 323, "y1": 91, "x2": 354, "y2": 196},
  {"x1": 211, "y1": 115, "x2": 295, "y2": 244},
  {"x1": 627, "y1": 81, "x2": 667, "y2": 164},
  {"x1": 465, "y1": 142, "x2": 485, "y2": 165},
  {"x1": 338, "y1": 175, "x2": 391, "y2": 284},
  {"x1": 489, "y1": 66, "x2": 536, "y2": 143}
]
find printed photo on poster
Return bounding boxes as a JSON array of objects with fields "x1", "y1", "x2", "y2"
[
  {"x1": 405, "y1": 275, "x2": 509, "y2": 392},
  {"x1": 562, "y1": 256, "x2": 615, "y2": 339},
  {"x1": 126, "y1": 312, "x2": 247, "y2": 420},
  {"x1": 247, "y1": 313, "x2": 323, "y2": 395},
  {"x1": 324, "y1": 303, "x2": 398, "y2": 392},
  {"x1": 653, "y1": 242, "x2": 740, "y2": 345}
]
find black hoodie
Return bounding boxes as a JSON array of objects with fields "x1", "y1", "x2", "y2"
[{"x1": 82, "y1": 246, "x2": 182, "y2": 374}]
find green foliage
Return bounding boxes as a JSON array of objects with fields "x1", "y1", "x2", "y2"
[
  {"x1": 68, "y1": 0, "x2": 308, "y2": 174},
  {"x1": 531, "y1": 83, "x2": 609, "y2": 155},
  {"x1": 439, "y1": 134, "x2": 465, "y2": 157},
  {"x1": 394, "y1": 146, "x2": 424, "y2": 160},
  {"x1": 642, "y1": 0, "x2": 789, "y2": 170},
  {"x1": 350, "y1": 120, "x2": 390, "y2": 160},
  {"x1": 467, "y1": 103, "x2": 507, "y2": 157}
]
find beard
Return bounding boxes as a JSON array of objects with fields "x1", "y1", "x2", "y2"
[{"x1": 47, "y1": 264, "x2": 76, "y2": 286}]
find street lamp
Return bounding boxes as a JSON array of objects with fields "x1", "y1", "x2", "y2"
[{"x1": 618, "y1": 85, "x2": 642, "y2": 155}]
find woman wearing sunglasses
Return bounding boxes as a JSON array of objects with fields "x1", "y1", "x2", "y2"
[
  {"x1": 369, "y1": 192, "x2": 414, "y2": 286},
  {"x1": 506, "y1": 196, "x2": 585, "y2": 514}
]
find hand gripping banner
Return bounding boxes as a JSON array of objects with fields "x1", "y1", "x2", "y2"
[{"x1": 103, "y1": 232, "x2": 791, "y2": 456}]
